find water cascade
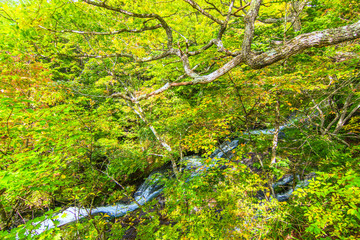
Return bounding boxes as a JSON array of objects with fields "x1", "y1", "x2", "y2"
[{"x1": 25, "y1": 117, "x2": 311, "y2": 236}]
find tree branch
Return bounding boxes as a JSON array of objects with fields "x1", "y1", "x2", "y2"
[
  {"x1": 183, "y1": 0, "x2": 224, "y2": 25},
  {"x1": 55, "y1": 2, "x2": 360, "y2": 103},
  {"x1": 241, "y1": 0, "x2": 262, "y2": 57},
  {"x1": 217, "y1": 0, "x2": 235, "y2": 39},
  {"x1": 83, "y1": 0, "x2": 173, "y2": 49},
  {"x1": 38, "y1": 24, "x2": 162, "y2": 35},
  {"x1": 248, "y1": 20, "x2": 360, "y2": 68},
  {"x1": 72, "y1": 49, "x2": 174, "y2": 63}
]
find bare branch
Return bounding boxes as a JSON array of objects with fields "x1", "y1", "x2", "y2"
[
  {"x1": 83, "y1": 0, "x2": 173, "y2": 49},
  {"x1": 187, "y1": 38, "x2": 237, "y2": 56},
  {"x1": 217, "y1": 0, "x2": 235, "y2": 39},
  {"x1": 248, "y1": 20, "x2": 360, "y2": 68},
  {"x1": 204, "y1": 0, "x2": 224, "y2": 15},
  {"x1": 183, "y1": 0, "x2": 224, "y2": 25},
  {"x1": 50, "y1": 2, "x2": 360, "y2": 103},
  {"x1": 258, "y1": 15, "x2": 295, "y2": 24},
  {"x1": 241, "y1": 0, "x2": 262, "y2": 57},
  {"x1": 127, "y1": 17, "x2": 360, "y2": 101},
  {"x1": 233, "y1": 2, "x2": 250, "y2": 17},
  {"x1": 38, "y1": 24, "x2": 162, "y2": 35},
  {"x1": 71, "y1": 49, "x2": 174, "y2": 63},
  {"x1": 0, "y1": 9, "x2": 17, "y2": 23},
  {"x1": 187, "y1": 39, "x2": 217, "y2": 55},
  {"x1": 113, "y1": 63, "x2": 218, "y2": 102},
  {"x1": 342, "y1": 102, "x2": 360, "y2": 126}
]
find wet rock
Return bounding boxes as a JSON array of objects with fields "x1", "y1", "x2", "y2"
[
  {"x1": 274, "y1": 173, "x2": 315, "y2": 202},
  {"x1": 210, "y1": 140, "x2": 239, "y2": 160}
]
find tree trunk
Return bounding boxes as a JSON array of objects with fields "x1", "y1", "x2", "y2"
[
  {"x1": 0, "y1": 188, "x2": 7, "y2": 231},
  {"x1": 291, "y1": 1, "x2": 304, "y2": 32},
  {"x1": 271, "y1": 95, "x2": 280, "y2": 165},
  {"x1": 129, "y1": 101, "x2": 180, "y2": 178}
]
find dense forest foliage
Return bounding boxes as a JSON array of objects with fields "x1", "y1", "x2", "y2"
[{"x1": 0, "y1": 0, "x2": 360, "y2": 239}]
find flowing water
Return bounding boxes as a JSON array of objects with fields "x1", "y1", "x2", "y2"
[{"x1": 26, "y1": 117, "x2": 309, "y2": 236}]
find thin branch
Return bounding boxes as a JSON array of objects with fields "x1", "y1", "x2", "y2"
[
  {"x1": 0, "y1": 149, "x2": 7, "y2": 156},
  {"x1": 71, "y1": 49, "x2": 173, "y2": 63},
  {"x1": 38, "y1": 24, "x2": 162, "y2": 35},
  {"x1": 83, "y1": 0, "x2": 173, "y2": 49},
  {"x1": 204, "y1": 0, "x2": 224, "y2": 15},
  {"x1": 187, "y1": 39, "x2": 237, "y2": 56},
  {"x1": 217, "y1": 0, "x2": 235, "y2": 39},
  {"x1": 0, "y1": 9, "x2": 17, "y2": 23},
  {"x1": 183, "y1": 0, "x2": 224, "y2": 25},
  {"x1": 96, "y1": 168, "x2": 143, "y2": 208},
  {"x1": 6, "y1": 107, "x2": 13, "y2": 138},
  {"x1": 258, "y1": 15, "x2": 295, "y2": 24},
  {"x1": 233, "y1": 2, "x2": 250, "y2": 17}
]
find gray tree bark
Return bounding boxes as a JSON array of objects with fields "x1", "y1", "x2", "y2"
[{"x1": 44, "y1": 1, "x2": 360, "y2": 101}]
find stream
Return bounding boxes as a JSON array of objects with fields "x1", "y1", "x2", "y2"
[{"x1": 25, "y1": 115, "x2": 311, "y2": 236}]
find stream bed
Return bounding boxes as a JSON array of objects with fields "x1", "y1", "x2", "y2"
[{"x1": 25, "y1": 119, "x2": 312, "y2": 236}]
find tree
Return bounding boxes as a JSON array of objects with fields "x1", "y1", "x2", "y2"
[
  {"x1": 11, "y1": 0, "x2": 357, "y2": 165},
  {"x1": 1, "y1": 0, "x2": 360, "y2": 238},
  {"x1": 2, "y1": 0, "x2": 357, "y2": 98},
  {"x1": 33, "y1": 0, "x2": 360, "y2": 95}
]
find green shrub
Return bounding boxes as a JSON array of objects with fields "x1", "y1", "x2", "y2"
[
  {"x1": 290, "y1": 170, "x2": 360, "y2": 239},
  {"x1": 136, "y1": 160, "x2": 285, "y2": 239}
]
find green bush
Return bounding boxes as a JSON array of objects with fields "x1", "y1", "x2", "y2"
[
  {"x1": 136, "y1": 160, "x2": 285, "y2": 239},
  {"x1": 290, "y1": 170, "x2": 360, "y2": 239}
]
